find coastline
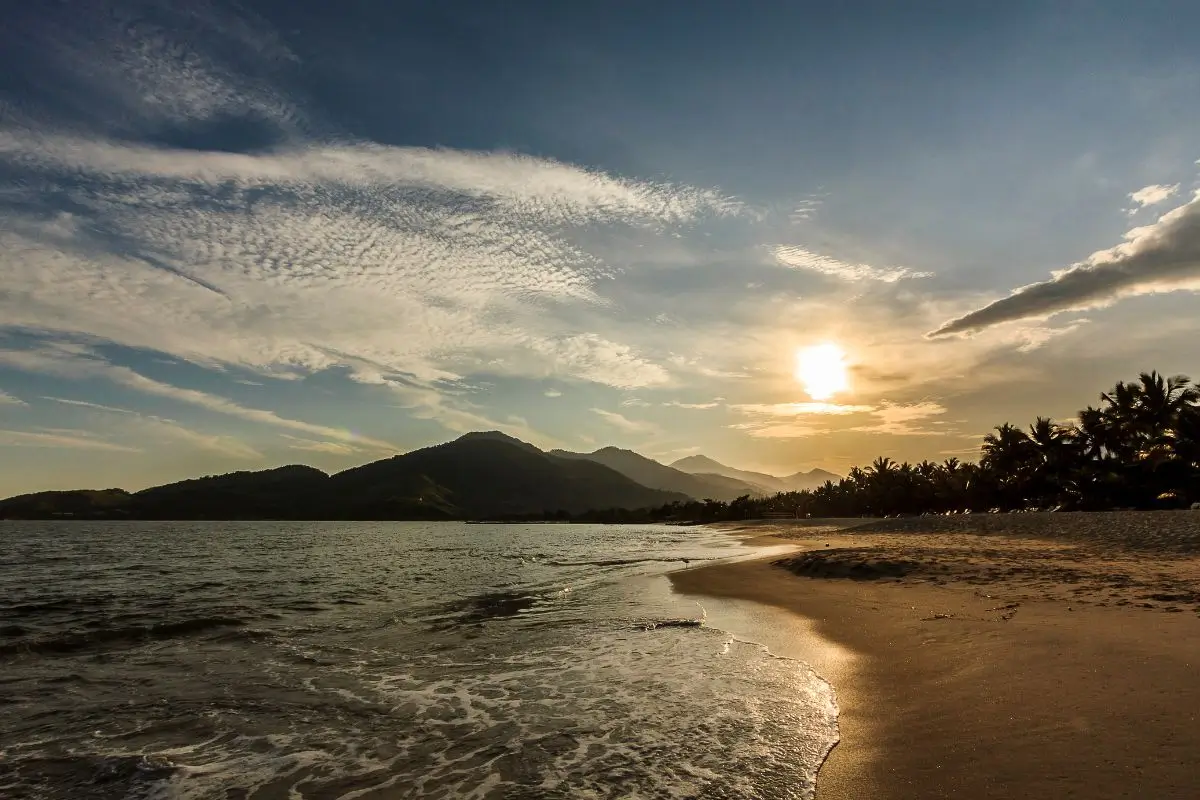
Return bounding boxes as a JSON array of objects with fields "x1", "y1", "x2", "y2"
[{"x1": 671, "y1": 514, "x2": 1200, "y2": 799}]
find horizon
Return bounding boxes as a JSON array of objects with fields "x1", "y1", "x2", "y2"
[
  {"x1": 1, "y1": 429, "x2": 841, "y2": 497},
  {"x1": 3, "y1": 1, "x2": 1200, "y2": 497}
]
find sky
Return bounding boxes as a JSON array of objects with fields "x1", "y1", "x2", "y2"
[{"x1": 2, "y1": 0, "x2": 1200, "y2": 496}]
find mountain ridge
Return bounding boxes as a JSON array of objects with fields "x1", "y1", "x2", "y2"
[
  {"x1": 0, "y1": 435, "x2": 688, "y2": 520},
  {"x1": 548, "y1": 446, "x2": 765, "y2": 501},
  {"x1": 0, "y1": 434, "x2": 838, "y2": 520},
  {"x1": 670, "y1": 455, "x2": 839, "y2": 492}
]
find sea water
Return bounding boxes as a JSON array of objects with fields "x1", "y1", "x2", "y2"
[{"x1": 0, "y1": 522, "x2": 838, "y2": 799}]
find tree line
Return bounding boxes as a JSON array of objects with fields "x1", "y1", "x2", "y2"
[{"x1": 576, "y1": 370, "x2": 1200, "y2": 523}]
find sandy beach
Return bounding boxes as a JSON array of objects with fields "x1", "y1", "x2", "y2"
[{"x1": 670, "y1": 512, "x2": 1200, "y2": 799}]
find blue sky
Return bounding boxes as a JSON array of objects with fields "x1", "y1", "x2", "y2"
[{"x1": 2, "y1": 0, "x2": 1200, "y2": 495}]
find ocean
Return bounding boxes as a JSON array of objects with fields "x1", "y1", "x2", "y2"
[{"x1": 0, "y1": 522, "x2": 839, "y2": 799}]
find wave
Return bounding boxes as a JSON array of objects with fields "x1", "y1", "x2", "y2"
[
  {"x1": 639, "y1": 618, "x2": 705, "y2": 631},
  {"x1": 425, "y1": 591, "x2": 543, "y2": 629},
  {"x1": 3, "y1": 598, "x2": 92, "y2": 617},
  {"x1": 551, "y1": 556, "x2": 708, "y2": 567},
  {"x1": 638, "y1": 602, "x2": 708, "y2": 631},
  {"x1": 0, "y1": 753, "x2": 178, "y2": 800},
  {"x1": 0, "y1": 616, "x2": 249, "y2": 659}
]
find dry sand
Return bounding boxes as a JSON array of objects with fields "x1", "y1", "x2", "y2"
[{"x1": 670, "y1": 512, "x2": 1200, "y2": 799}]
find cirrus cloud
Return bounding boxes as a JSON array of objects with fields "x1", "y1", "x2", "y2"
[
  {"x1": 591, "y1": 407, "x2": 659, "y2": 435},
  {"x1": 774, "y1": 245, "x2": 932, "y2": 283},
  {"x1": 729, "y1": 399, "x2": 949, "y2": 438},
  {"x1": 0, "y1": 428, "x2": 141, "y2": 453},
  {"x1": 0, "y1": 0, "x2": 744, "y2": 449}
]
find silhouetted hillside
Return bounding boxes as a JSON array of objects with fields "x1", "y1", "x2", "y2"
[
  {"x1": 549, "y1": 446, "x2": 763, "y2": 500},
  {"x1": 690, "y1": 471, "x2": 773, "y2": 497},
  {"x1": 132, "y1": 465, "x2": 330, "y2": 519},
  {"x1": 669, "y1": 455, "x2": 781, "y2": 490},
  {"x1": 0, "y1": 432, "x2": 687, "y2": 520},
  {"x1": 670, "y1": 455, "x2": 838, "y2": 492},
  {"x1": 333, "y1": 434, "x2": 686, "y2": 518},
  {"x1": 780, "y1": 468, "x2": 843, "y2": 491},
  {"x1": 0, "y1": 489, "x2": 133, "y2": 519}
]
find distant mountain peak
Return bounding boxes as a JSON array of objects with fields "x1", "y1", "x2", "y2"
[
  {"x1": 671, "y1": 454, "x2": 840, "y2": 492},
  {"x1": 592, "y1": 445, "x2": 639, "y2": 456},
  {"x1": 453, "y1": 430, "x2": 541, "y2": 453},
  {"x1": 670, "y1": 454, "x2": 726, "y2": 470},
  {"x1": 549, "y1": 447, "x2": 767, "y2": 501}
]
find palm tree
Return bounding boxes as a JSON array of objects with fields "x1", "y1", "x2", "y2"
[
  {"x1": 1174, "y1": 405, "x2": 1200, "y2": 503},
  {"x1": 718, "y1": 368, "x2": 1200, "y2": 519},
  {"x1": 1023, "y1": 417, "x2": 1080, "y2": 507},
  {"x1": 1134, "y1": 372, "x2": 1199, "y2": 432},
  {"x1": 1099, "y1": 373, "x2": 1200, "y2": 504},
  {"x1": 981, "y1": 423, "x2": 1039, "y2": 509}
]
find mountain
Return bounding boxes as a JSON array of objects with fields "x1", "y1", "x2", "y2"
[
  {"x1": 0, "y1": 434, "x2": 845, "y2": 521},
  {"x1": 549, "y1": 446, "x2": 763, "y2": 501},
  {"x1": 670, "y1": 455, "x2": 840, "y2": 493},
  {"x1": 0, "y1": 488, "x2": 133, "y2": 519},
  {"x1": 132, "y1": 465, "x2": 330, "y2": 519},
  {"x1": 330, "y1": 433, "x2": 687, "y2": 518},
  {"x1": 690, "y1": 471, "x2": 773, "y2": 497},
  {"x1": 670, "y1": 455, "x2": 786, "y2": 491},
  {"x1": 0, "y1": 432, "x2": 688, "y2": 520},
  {"x1": 780, "y1": 468, "x2": 842, "y2": 491}
]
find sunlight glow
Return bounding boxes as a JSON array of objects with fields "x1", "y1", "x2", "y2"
[{"x1": 795, "y1": 343, "x2": 849, "y2": 401}]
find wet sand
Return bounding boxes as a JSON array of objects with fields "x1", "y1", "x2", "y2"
[{"x1": 670, "y1": 513, "x2": 1200, "y2": 799}]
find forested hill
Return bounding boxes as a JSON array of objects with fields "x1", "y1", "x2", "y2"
[{"x1": 0, "y1": 433, "x2": 688, "y2": 520}]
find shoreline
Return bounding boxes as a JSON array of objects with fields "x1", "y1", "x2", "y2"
[{"x1": 671, "y1": 515, "x2": 1200, "y2": 799}]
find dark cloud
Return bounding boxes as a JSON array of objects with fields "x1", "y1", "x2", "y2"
[{"x1": 930, "y1": 196, "x2": 1200, "y2": 337}]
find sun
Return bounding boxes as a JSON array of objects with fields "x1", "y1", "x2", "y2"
[{"x1": 795, "y1": 343, "x2": 849, "y2": 401}]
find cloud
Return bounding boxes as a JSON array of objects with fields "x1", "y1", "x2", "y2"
[
  {"x1": 730, "y1": 402, "x2": 874, "y2": 416},
  {"x1": 0, "y1": 135, "x2": 695, "y2": 410},
  {"x1": 0, "y1": 132, "x2": 733, "y2": 227},
  {"x1": 729, "y1": 420, "x2": 823, "y2": 439},
  {"x1": 528, "y1": 335, "x2": 669, "y2": 389},
  {"x1": 663, "y1": 401, "x2": 720, "y2": 409},
  {"x1": 39, "y1": 395, "x2": 261, "y2": 458},
  {"x1": 774, "y1": 245, "x2": 932, "y2": 283},
  {"x1": 789, "y1": 198, "x2": 823, "y2": 223},
  {"x1": 543, "y1": 389, "x2": 563, "y2": 398},
  {"x1": 0, "y1": 428, "x2": 141, "y2": 453},
  {"x1": 109, "y1": 367, "x2": 396, "y2": 450},
  {"x1": 659, "y1": 445, "x2": 703, "y2": 458},
  {"x1": 665, "y1": 354, "x2": 750, "y2": 380},
  {"x1": 0, "y1": 389, "x2": 27, "y2": 406},
  {"x1": 280, "y1": 435, "x2": 358, "y2": 456},
  {"x1": 850, "y1": 401, "x2": 949, "y2": 435},
  {"x1": 0, "y1": 345, "x2": 394, "y2": 453},
  {"x1": 133, "y1": 415, "x2": 262, "y2": 459},
  {"x1": 869, "y1": 401, "x2": 946, "y2": 425},
  {"x1": 0, "y1": 2, "x2": 743, "y2": 451},
  {"x1": 380, "y1": 379, "x2": 561, "y2": 448},
  {"x1": 728, "y1": 400, "x2": 948, "y2": 438},
  {"x1": 591, "y1": 407, "x2": 658, "y2": 434},
  {"x1": 40, "y1": 396, "x2": 135, "y2": 413},
  {"x1": 1, "y1": 0, "x2": 303, "y2": 148},
  {"x1": 1010, "y1": 319, "x2": 1090, "y2": 352},
  {"x1": 930, "y1": 192, "x2": 1200, "y2": 336},
  {"x1": 726, "y1": 400, "x2": 872, "y2": 439},
  {"x1": 1129, "y1": 183, "x2": 1179, "y2": 210}
]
